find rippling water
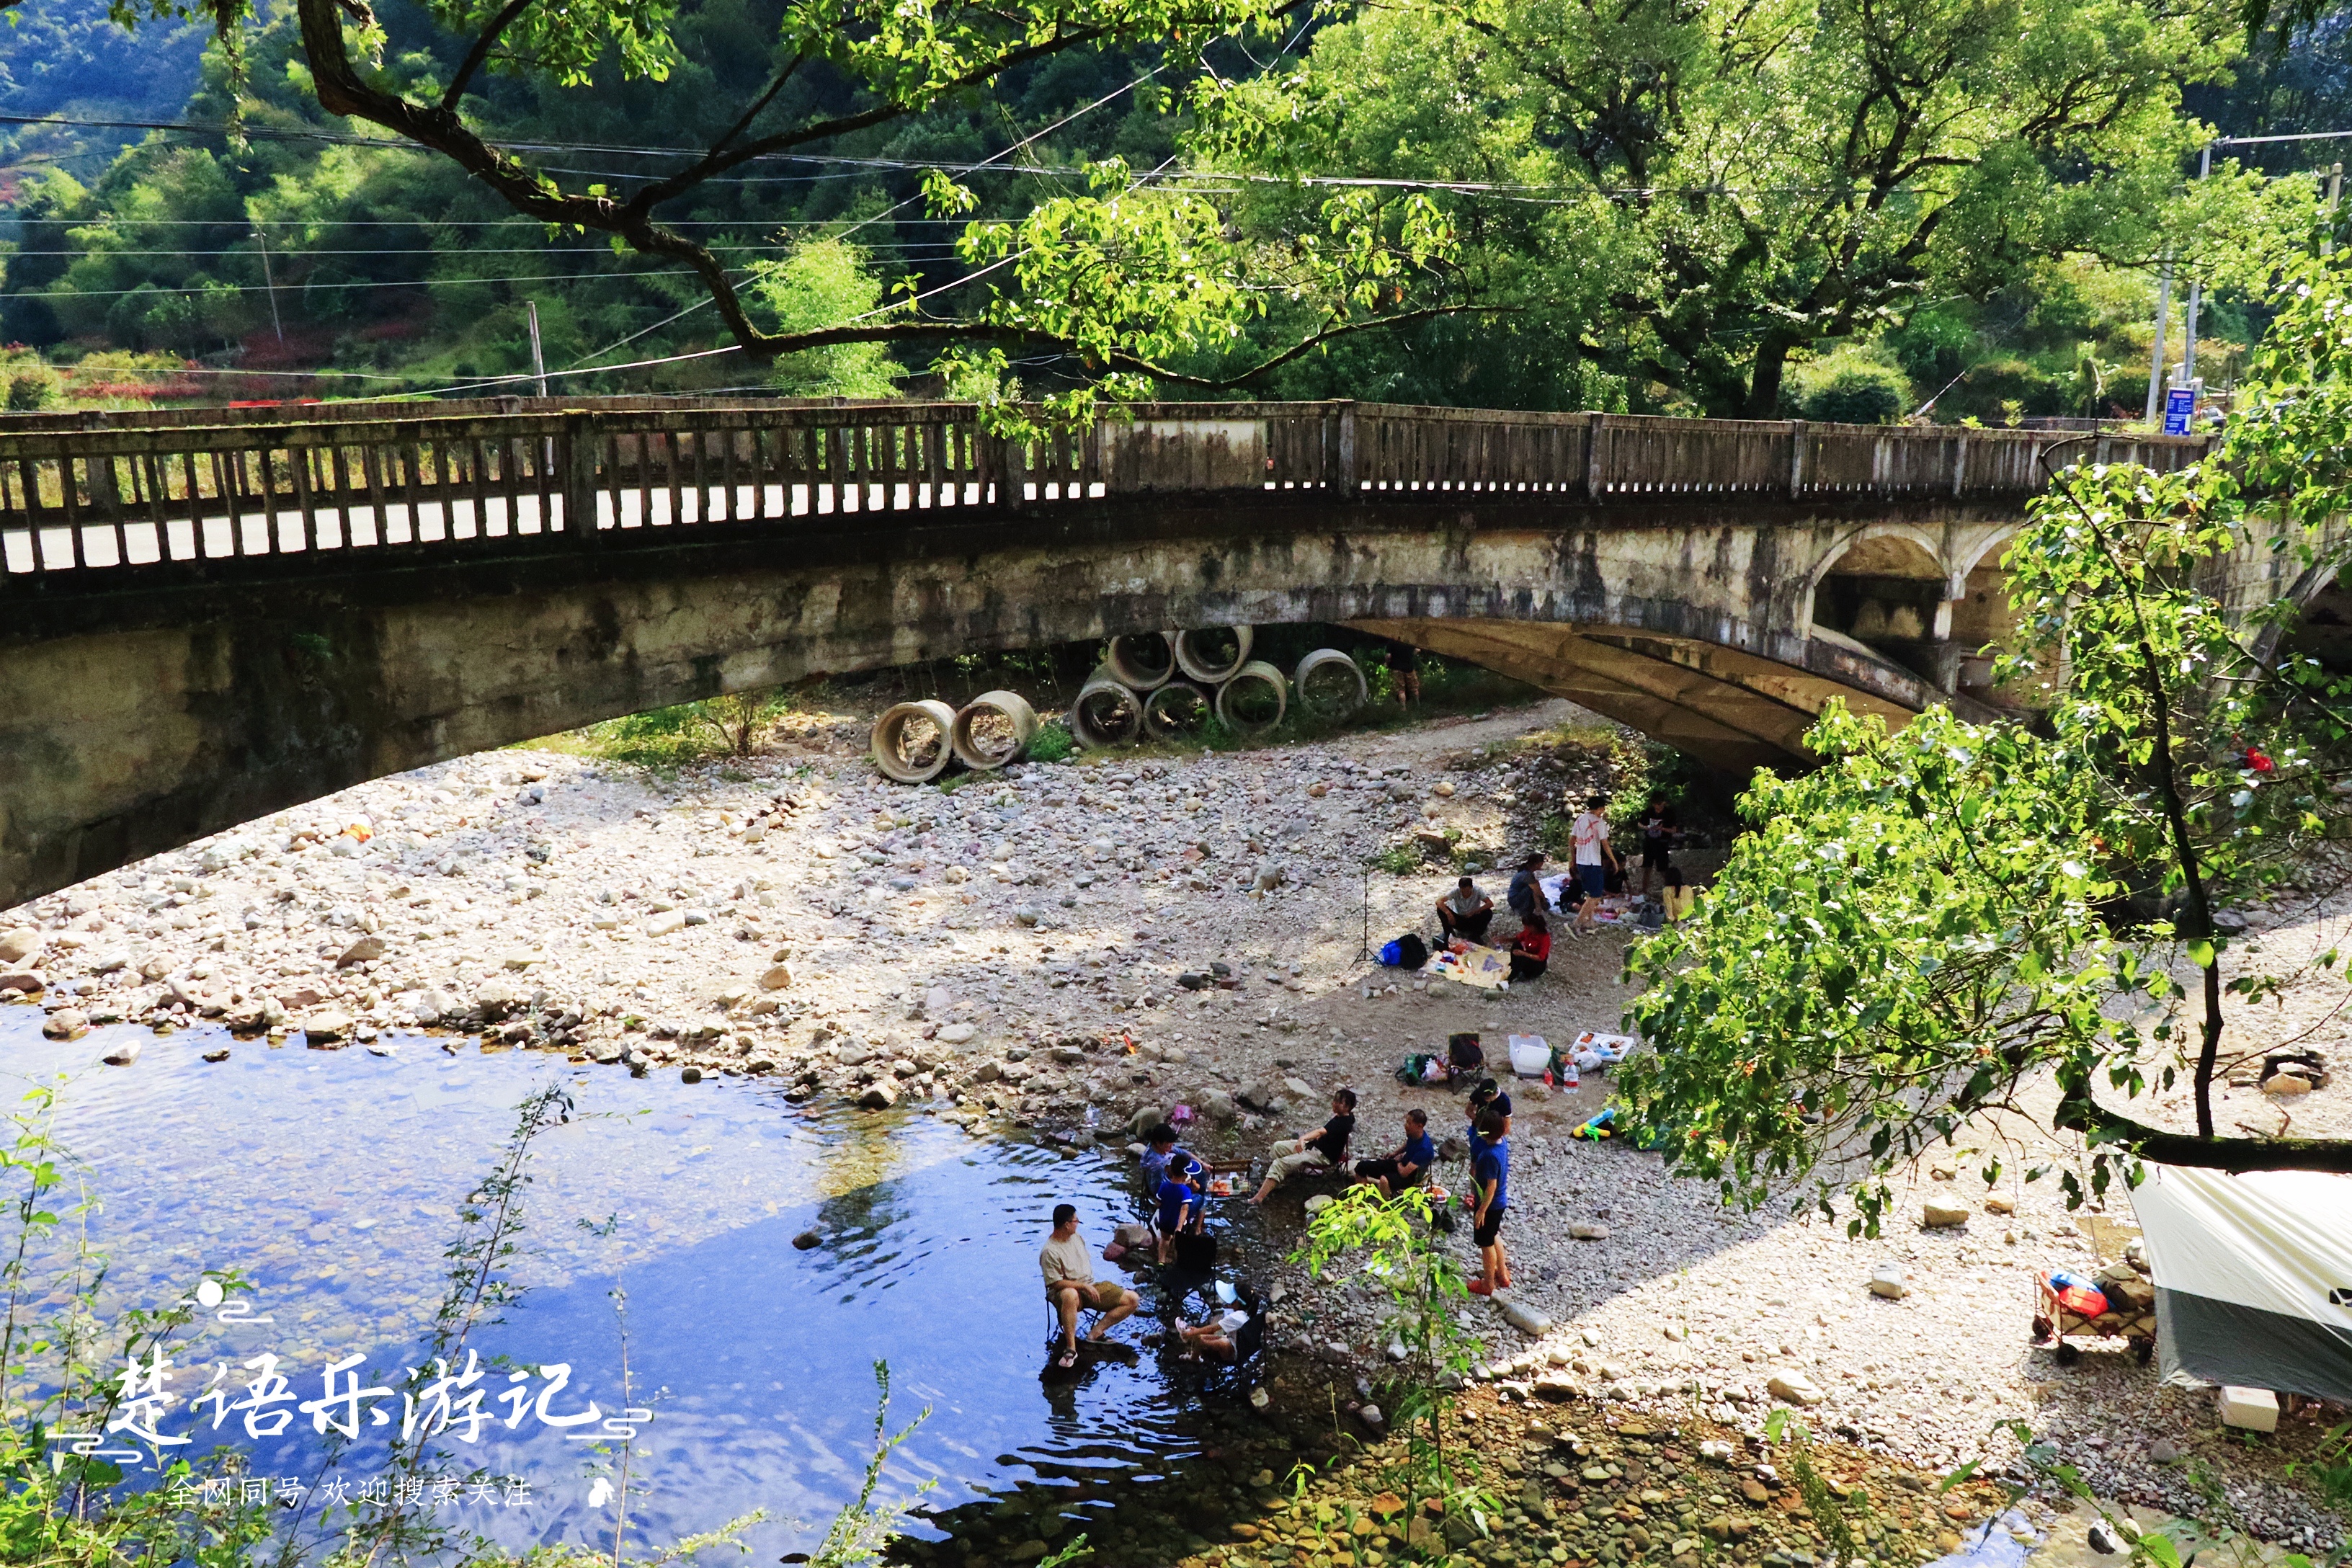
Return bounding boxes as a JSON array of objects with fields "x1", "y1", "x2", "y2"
[{"x1": 0, "y1": 1010, "x2": 1242, "y2": 1562}]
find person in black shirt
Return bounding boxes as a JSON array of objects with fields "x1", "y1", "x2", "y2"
[
  {"x1": 1636, "y1": 795, "x2": 1680, "y2": 894},
  {"x1": 1249, "y1": 1089, "x2": 1358, "y2": 1203},
  {"x1": 1506, "y1": 853, "x2": 1549, "y2": 924}
]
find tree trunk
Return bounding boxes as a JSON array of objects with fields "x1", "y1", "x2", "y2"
[{"x1": 1742, "y1": 336, "x2": 1795, "y2": 419}]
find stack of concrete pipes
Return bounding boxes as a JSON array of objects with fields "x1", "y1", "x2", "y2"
[
  {"x1": 1069, "y1": 630, "x2": 1368, "y2": 751},
  {"x1": 868, "y1": 630, "x2": 1371, "y2": 783},
  {"x1": 868, "y1": 690, "x2": 1041, "y2": 784}
]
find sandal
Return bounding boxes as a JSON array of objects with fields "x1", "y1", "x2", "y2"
[
  {"x1": 1056, "y1": 1347, "x2": 1079, "y2": 1369},
  {"x1": 1467, "y1": 1279, "x2": 1493, "y2": 1296}
]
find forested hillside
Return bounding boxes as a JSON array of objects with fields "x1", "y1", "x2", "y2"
[
  {"x1": 0, "y1": 0, "x2": 2344, "y2": 416},
  {"x1": 0, "y1": 0, "x2": 208, "y2": 191}
]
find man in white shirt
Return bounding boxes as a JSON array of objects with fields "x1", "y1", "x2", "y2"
[
  {"x1": 1040, "y1": 1203, "x2": 1139, "y2": 1368},
  {"x1": 1568, "y1": 794, "x2": 1619, "y2": 935}
]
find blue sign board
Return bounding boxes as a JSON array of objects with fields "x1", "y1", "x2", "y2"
[{"x1": 2163, "y1": 385, "x2": 2196, "y2": 436}]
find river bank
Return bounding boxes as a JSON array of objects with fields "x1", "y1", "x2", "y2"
[{"x1": 1, "y1": 698, "x2": 2343, "y2": 1558}]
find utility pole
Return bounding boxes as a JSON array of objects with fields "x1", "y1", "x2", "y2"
[
  {"x1": 2144, "y1": 257, "x2": 2173, "y2": 427},
  {"x1": 2328, "y1": 163, "x2": 2344, "y2": 255},
  {"x1": 526, "y1": 300, "x2": 549, "y2": 398},
  {"x1": 2183, "y1": 143, "x2": 2212, "y2": 386},
  {"x1": 256, "y1": 226, "x2": 285, "y2": 344}
]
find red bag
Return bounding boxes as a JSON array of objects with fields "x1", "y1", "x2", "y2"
[{"x1": 2054, "y1": 1283, "x2": 2108, "y2": 1317}]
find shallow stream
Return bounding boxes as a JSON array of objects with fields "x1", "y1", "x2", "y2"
[{"x1": 0, "y1": 1010, "x2": 1273, "y2": 1562}]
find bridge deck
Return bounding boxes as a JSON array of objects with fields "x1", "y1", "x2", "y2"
[{"x1": 0, "y1": 400, "x2": 2206, "y2": 584}]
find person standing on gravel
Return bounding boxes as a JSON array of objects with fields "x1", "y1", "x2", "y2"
[
  {"x1": 1466, "y1": 1108, "x2": 1511, "y2": 1295},
  {"x1": 1567, "y1": 795, "x2": 1618, "y2": 936},
  {"x1": 1635, "y1": 795, "x2": 1680, "y2": 894}
]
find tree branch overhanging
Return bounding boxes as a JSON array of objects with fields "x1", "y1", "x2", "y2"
[
  {"x1": 2054, "y1": 1080, "x2": 2352, "y2": 1173},
  {"x1": 295, "y1": 0, "x2": 1376, "y2": 370},
  {"x1": 441, "y1": 0, "x2": 540, "y2": 110}
]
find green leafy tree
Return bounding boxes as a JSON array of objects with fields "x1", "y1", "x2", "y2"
[
  {"x1": 1616, "y1": 245, "x2": 2352, "y2": 1234},
  {"x1": 1296, "y1": 1188, "x2": 1492, "y2": 1544},
  {"x1": 218, "y1": 0, "x2": 1468, "y2": 393},
  {"x1": 745, "y1": 239, "x2": 901, "y2": 396},
  {"x1": 1219, "y1": 0, "x2": 2309, "y2": 415}
]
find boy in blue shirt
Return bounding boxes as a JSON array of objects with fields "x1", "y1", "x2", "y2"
[
  {"x1": 1466, "y1": 1079, "x2": 1513, "y2": 1167},
  {"x1": 1154, "y1": 1155, "x2": 1203, "y2": 1265},
  {"x1": 1467, "y1": 1108, "x2": 1510, "y2": 1296},
  {"x1": 1352, "y1": 1108, "x2": 1436, "y2": 1197}
]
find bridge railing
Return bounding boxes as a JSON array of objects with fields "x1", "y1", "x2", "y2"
[{"x1": 0, "y1": 399, "x2": 2211, "y2": 577}]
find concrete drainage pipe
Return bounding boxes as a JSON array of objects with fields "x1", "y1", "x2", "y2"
[
  {"x1": 1069, "y1": 677, "x2": 1144, "y2": 749},
  {"x1": 1105, "y1": 633, "x2": 1177, "y2": 690},
  {"x1": 1216, "y1": 659, "x2": 1289, "y2": 734},
  {"x1": 1293, "y1": 649, "x2": 1369, "y2": 718},
  {"x1": 1143, "y1": 680, "x2": 1213, "y2": 739},
  {"x1": 1172, "y1": 626, "x2": 1253, "y2": 685},
  {"x1": 871, "y1": 699, "x2": 959, "y2": 783},
  {"x1": 950, "y1": 690, "x2": 1039, "y2": 771}
]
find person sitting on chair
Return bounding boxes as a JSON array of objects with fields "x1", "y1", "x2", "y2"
[
  {"x1": 1508, "y1": 912, "x2": 1551, "y2": 983},
  {"x1": 1435, "y1": 877, "x2": 1494, "y2": 945},
  {"x1": 1248, "y1": 1089, "x2": 1358, "y2": 1204},
  {"x1": 1353, "y1": 1107, "x2": 1436, "y2": 1196},
  {"x1": 1040, "y1": 1203, "x2": 1139, "y2": 1369},
  {"x1": 1175, "y1": 1289, "x2": 1265, "y2": 1363},
  {"x1": 1139, "y1": 1124, "x2": 1188, "y2": 1191}
]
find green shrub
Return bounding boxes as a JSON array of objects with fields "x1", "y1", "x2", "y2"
[
  {"x1": 4, "y1": 366, "x2": 58, "y2": 411},
  {"x1": 1800, "y1": 361, "x2": 1911, "y2": 424},
  {"x1": 1027, "y1": 719, "x2": 1075, "y2": 762}
]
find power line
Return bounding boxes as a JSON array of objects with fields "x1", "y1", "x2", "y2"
[
  {"x1": 59, "y1": 365, "x2": 421, "y2": 380},
  {"x1": 2, "y1": 266, "x2": 702, "y2": 300},
  {"x1": 2213, "y1": 128, "x2": 2352, "y2": 146},
  {"x1": 27, "y1": 244, "x2": 971, "y2": 258},
  {"x1": 2, "y1": 216, "x2": 966, "y2": 226},
  {"x1": 549, "y1": 53, "x2": 1169, "y2": 377}
]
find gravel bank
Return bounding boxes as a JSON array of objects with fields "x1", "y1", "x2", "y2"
[{"x1": 1, "y1": 698, "x2": 2340, "y2": 1549}]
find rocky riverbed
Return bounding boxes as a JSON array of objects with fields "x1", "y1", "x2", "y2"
[{"x1": 1, "y1": 698, "x2": 2343, "y2": 1556}]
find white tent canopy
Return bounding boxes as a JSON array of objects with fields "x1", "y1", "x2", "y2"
[{"x1": 2129, "y1": 1167, "x2": 2352, "y2": 1403}]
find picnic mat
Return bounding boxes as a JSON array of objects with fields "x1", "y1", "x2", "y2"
[{"x1": 1427, "y1": 946, "x2": 1513, "y2": 989}]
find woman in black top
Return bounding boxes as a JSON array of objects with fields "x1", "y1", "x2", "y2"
[{"x1": 1248, "y1": 1090, "x2": 1358, "y2": 1203}]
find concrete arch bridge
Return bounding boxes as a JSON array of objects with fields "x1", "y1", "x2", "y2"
[{"x1": 0, "y1": 396, "x2": 2212, "y2": 909}]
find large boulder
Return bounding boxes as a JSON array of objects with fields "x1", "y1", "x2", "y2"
[
  {"x1": 336, "y1": 936, "x2": 386, "y2": 968},
  {"x1": 476, "y1": 980, "x2": 526, "y2": 1022},
  {"x1": 1237, "y1": 1081, "x2": 1286, "y2": 1114}
]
